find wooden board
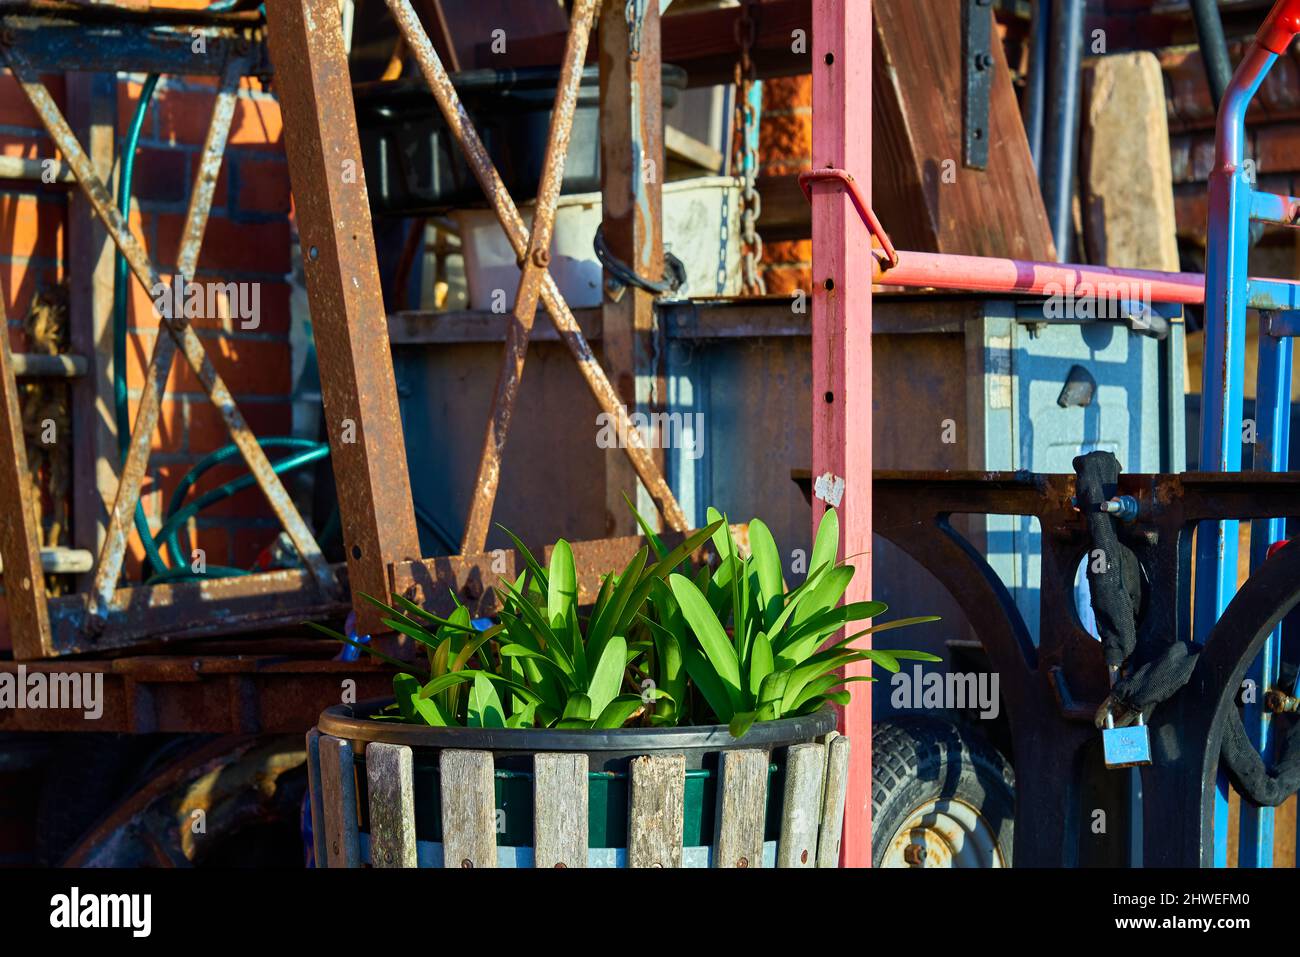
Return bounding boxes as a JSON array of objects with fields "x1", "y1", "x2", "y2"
[
  {"x1": 817, "y1": 733, "x2": 851, "y2": 867},
  {"x1": 533, "y1": 752, "x2": 589, "y2": 869},
  {"x1": 319, "y1": 734, "x2": 361, "y2": 868},
  {"x1": 871, "y1": 0, "x2": 1055, "y2": 260},
  {"x1": 439, "y1": 749, "x2": 497, "y2": 868},
  {"x1": 777, "y1": 741, "x2": 826, "y2": 868},
  {"x1": 627, "y1": 753, "x2": 686, "y2": 868},
  {"x1": 366, "y1": 742, "x2": 417, "y2": 868},
  {"x1": 713, "y1": 749, "x2": 769, "y2": 868}
]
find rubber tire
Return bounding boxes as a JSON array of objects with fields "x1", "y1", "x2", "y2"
[{"x1": 872, "y1": 715, "x2": 1016, "y2": 868}]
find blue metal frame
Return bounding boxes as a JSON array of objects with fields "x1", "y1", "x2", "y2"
[{"x1": 1197, "y1": 28, "x2": 1299, "y2": 867}]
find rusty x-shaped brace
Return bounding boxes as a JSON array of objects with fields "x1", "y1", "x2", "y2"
[
  {"x1": 384, "y1": 0, "x2": 689, "y2": 554},
  {"x1": 0, "y1": 42, "x2": 337, "y2": 629}
]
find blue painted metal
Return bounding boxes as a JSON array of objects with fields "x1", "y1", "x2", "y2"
[{"x1": 1196, "y1": 29, "x2": 1297, "y2": 867}]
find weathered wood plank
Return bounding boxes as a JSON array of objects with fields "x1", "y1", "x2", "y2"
[
  {"x1": 366, "y1": 742, "x2": 417, "y2": 868},
  {"x1": 714, "y1": 749, "x2": 768, "y2": 868},
  {"x1": 319, "y1": 734, "x2": 361, "y2": 868},
  {"x1": 817, "y1": 733, "x2": 851, "y2": 868},
  {"x1": 305, "y1": 729, "x2": 327, "y2": 867},
  {"x1": 533, "y1": 752, "x2": 588, "y2": 869},
  {"x1": 777, "y1": 742, "x2": 826, "y2": 868},
  {"x1": 439, "y1": 749, "x2": 497, "y2": 868},
  {"x1": 628, "y1": 753, "x2": 686, "y2": 868}
]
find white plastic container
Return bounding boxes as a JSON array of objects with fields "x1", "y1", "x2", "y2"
[{"x1": 452, "y1": 176, "x2": 742, "y2": 310}]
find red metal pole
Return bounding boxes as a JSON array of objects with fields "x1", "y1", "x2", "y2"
[
  {"x1": 812, "y1": 0, "x2": 873, "y2": 867},
  {"x1": 873, "y1": 250, "x2": 1211, "y2": 303}
]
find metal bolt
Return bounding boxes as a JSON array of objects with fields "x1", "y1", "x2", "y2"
[
  {"x1": 800, "y1": 849, "x2": 808, "y2": 864},
  {"x1": 903, "y1": 844, "x2": 927, "y2": 866},
  {"x1": 461, "y1": 858, "x2": 473, "y2": 868},
  {"x1": 554, "y1": 862, "x2": 567, "y2": 869},
  {"x1": 736, "y1": 857, "x2": 749, "y2": 868},
  {"x1": 532, "y1": 247, "x2": 551, "y2": 268},
  {"x1": 309, "y1": 246, "x2": 319, "y2": 261}
]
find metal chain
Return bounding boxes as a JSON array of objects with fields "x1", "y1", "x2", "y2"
[{"x1": 732, "y1": 0, "x2": 766, "y2": 296}]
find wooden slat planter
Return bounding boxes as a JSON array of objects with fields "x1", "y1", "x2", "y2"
[{"x1": 307, "y1": 704, "x2": 849, "y2": 869}]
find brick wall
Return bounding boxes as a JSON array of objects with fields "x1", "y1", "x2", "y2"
[
  {"x1": 758, "y1": 74, "x2": 812, "y2": 297},
  {"x1": 0, "y1": 60, "x2": 297, "y2": 602}
]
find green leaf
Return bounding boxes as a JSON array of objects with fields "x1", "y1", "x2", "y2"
[
  {"x1": 586, "y1": 635, "x2": 627, "y2": 718},
  {"x1": 547, "y1": 539, "x2": 578, "y2": 630},
  {"x1": 305, "y1": 621, "x2": 429, "y2": 678},
  {"x1": 496, "y1": 524, "x2": 549, "y2": 592},
  {"x1": 669, "y1": 573, "x2": 742, "y2": 709},
  {"x1": 748, "y1": 518, "x2": 783, "y2": 630},
  {"x1": 748, "y1": 631, "x2": 774, "y2": 702},
  {"x1": 682, "y1": 644, "x2": 736, "y2": 721},
  {"x1": 394, "y1": 672, "x2": 454, "y2": 725},
  {"x1": 624, "y1": 492, "x2": 669, "y2": 560},
  {"x1": 467, "y1": 672, "x2": 506, "y2": 728},
  {"x1": 810, "y1": 508, "x2": 840, "y2": 586},
  {"x1": 728, "y1": 711, "x2": 758, "y2": 739},
  {"x1": 562, "y1": 692, "x2": 592, "y2": 723},
  {"x1": 593, "y1": 694, "x2": 644, "y2": 729},
  {"x1": 587, "y1": 548, "x2": 648, "y2": 664}
]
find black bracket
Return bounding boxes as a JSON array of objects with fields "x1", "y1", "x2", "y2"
[{"x1": 962, "y1": 0, "x2": 994, "y2": 170}]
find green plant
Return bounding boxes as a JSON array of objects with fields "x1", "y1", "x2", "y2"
[
  {"x1": 308, "y1": 520, "x2": 722, "y2": 729},
  {"x1": 309, "y1": 507, "x2": 939, "y2": 737},
  {"x1": 644, "y1": 507, "x2": 941, "y2": 737}
]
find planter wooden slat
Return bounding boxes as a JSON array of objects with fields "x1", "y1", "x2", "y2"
[
  {"x1": 777, "y1": 741, "x2": 826, "y2": 868},
  {"x1": 305, "y1": 728, "x2": 327, "y2": 867},
  {"x1": 627, "y1": 753, "x2": 686, "y2": 868},
  {"x1": 713, "y1": 749, "x2": 767, "y2": 868},
  {"x1": 533, "y1": 752, "x2": 588, "y2": 869},
  {"x1": 366, "y1": 742, "x2": 417, "y2": 868},
  {"x1": 439, "y1": 749, "x2": 497, "y2": 868},
  {"x1": 319, "y1": 734, "x2": 361, "y2": 868},
  {"x1": 817, "y1": 732, "x2": 851, "y2": 868}
]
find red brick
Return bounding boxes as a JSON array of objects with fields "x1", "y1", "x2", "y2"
[
  {"x1": 0, "y1": 72, "x2": 65, "y2": 131},
  {"x1": 127, "y1": 396, "x2": 186, "y2": 453},
  {"x1": 233, "y1": 526, "x2": 280, "y2": 568},
  {"x1": 188, "y1": 399, "x2": 291, "y2": 456},
  {"x1": 0, "y1": 193, "x2": 65, "y2": 261},
  {"x1": 188, "y1": 149, "x2": 230, "y2": 210},
  {"x1": 232, "y1": 156, "x2": 290, "y2": 217},
  {"x1": 132, "y1": 147, "x2": 190, "y2": 206},
  {"x1": 0, "y1": 262, "x2": 59, "y2": 326},
  {"x1": 155, "y1": 213, "x2": 290, "y2": 275},
  {"x1": 154, "y1": 87, "x2": 284, "y2": 149}
]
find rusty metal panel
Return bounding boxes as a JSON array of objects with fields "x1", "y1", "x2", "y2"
[
  {"x1": 266, "y1": 0, "x2": 421, "y2": 634},
  {"x1": 389, "y1": 551, "x2": 517, "y2": 619},
  {"x1": 0, "y1": 296, "x2": 53, "y2": 659},
  {"x1": 48, "y1": 564, "x2": 350, "y2": 656}
]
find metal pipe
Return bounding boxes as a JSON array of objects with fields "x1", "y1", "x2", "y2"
[
  {"x1": 1040, "y1": 0, "x2": 1084, "y2": 260},
  {"x1": 1022, "y1": 0, "x2": 1050, "y2": 169},
  {"x1": 873, "y1": 248, "x2": 1215, "y2": 304},
  {"x1": 1190, "y1": 0, "x2": 1234, "y2": 110},
  {"x1": 11, "y1": 353, "x2": 86, "y2": 378}
]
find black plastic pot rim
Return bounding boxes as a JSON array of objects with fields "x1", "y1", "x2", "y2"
[{"x1": 317, "y1": 698, "x2": 838, "y2": 753}]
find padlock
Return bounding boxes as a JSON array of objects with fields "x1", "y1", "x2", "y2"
[{"x1": 1102, "y1": 710, "x2": 1152, "y2": 769}]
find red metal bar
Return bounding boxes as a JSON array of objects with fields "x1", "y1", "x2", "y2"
[
  {"x1": 798, "y1": 168, "x2": 899, "y2": 268},
  {"x1": 813, "y1": 0, "x2": 873, "y2": 868},
  {"x1": 873, "y1": 249, "x2": 1216, "y2": 304},
  {"x1": 1258, "y1": 0, "x2": 1300, "y2": 53}
]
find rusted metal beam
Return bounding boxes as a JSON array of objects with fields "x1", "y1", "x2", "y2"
[
  {"x1": 599, "y1": 0, "x2": 667, "y2": 537},
  {"x1": 386, "y1": 0, "x2": 689, "y2": 535},
  {"x1": 266, "y1": 0, "x2": 422, "y2": 634},
  {"x1": 3, "y1": 45, "x2": 336, "y2": 619},
  {"x1": 0, "y1": 652, "x2": 384, "y2": 734},
  {"x1": 0, "y1": 295, "x2": 53, "y2": 659},
  {"x1": 460, "y1": 0, "x2": 599, "y2": 555},
  {"x1": 48, "y1": 564, "x2": 350, "y2": 656}
]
